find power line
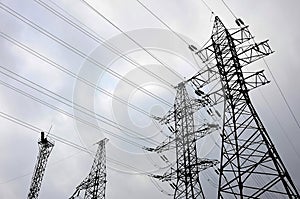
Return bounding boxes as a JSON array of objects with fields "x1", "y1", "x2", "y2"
[
  {"x1": 149, "y1": 176, "x2": 173, "y2": 196},
  {"x1": 0, "y1": 150, "x2": 84, "y2": 185},
  {"x1": 0, "y1": 172, "x2": 32, "y2": 185},
  {"x1": 134, "y1": 0, "x2": 217, "y2": 79},
  {"x1": 0, "y1": 30, "x2": 173, "y2": 109},
  {"x1": 0, "y1": 111, "x2": 41, "y2": 133},
  {"x1": 78, "y1": 0, "x2": 183, "y2": 81},
  {"x1": 0, "y1": 32, "x2": 162, "y2": 117},
  {"x1": 200, "y1": 0, "x2": 214, "y2": 14},
  {"x1": 0, "y1": 78, "x2": 151, "y2": 148},
  {"x1": 136, "y1": 0, "x2": 215, "y2": 48},
  {"x1": 0, "y1": 2, "x2": 172, "y2": 107},
  {"x1": 1, "y1": 1, "x2": 204, "y2": 138},
  {"x1": 263, "y1": 58, "x2": 300, "y2": 129},
  {"x1": 33, "y1": 0, "x2": 174, "y2": 88},
  {"x1": 258, "y1": 90, "x2": 300, "y2": 163},
  {"x1": 0, "y1": 69, "x2": 147, "y2": 145},
  {"x1": 135, "y1": 0, "x2": 190, "y2": 47},
  {"x1": 0, "y1": 65, "x2": 159, "y2": 145},
  {"x1": 220, "y1": 0, "x2": 237, "y2": 19}
]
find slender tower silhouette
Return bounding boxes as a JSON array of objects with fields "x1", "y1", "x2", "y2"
[
  {"x1": 70, "y1": 138, "x2": 108, "y2": 199},
  {"x1": 27, "y1": 132, "x2": 54, "y2": 199},
  {"x1": 189, "y1": 16, "x2": 300, "y2": 198},
  {"x1": 149, "y1": 83, "x2": 219, "y2": 199}
]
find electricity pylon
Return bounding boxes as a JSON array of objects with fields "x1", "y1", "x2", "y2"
[
  {"x1": 70, "y1": 138, "x2": 108, "y2": 199},
  {"x1": 27, "y1": 132, "x2": 54, "y2": 199},
  {"x1": 148, "y1": 82, "x2": 219, "y2": 199},
  {"x1": 189, "y1": 16, "x2": 300, "y2": 198}
]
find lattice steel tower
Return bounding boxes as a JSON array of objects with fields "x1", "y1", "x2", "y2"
[
  {"x1": 27, "y1": 132, "x2": 54, "y2": 199},
  {"x1": 149, "y1": 83, "x2": 219, "y2": 199},
  {"x1": 190, "y1": 16, "x2": 300, "y2": 198},
  {"x1": 70, "y1": 138, "x2": 108, "y2": 199}
]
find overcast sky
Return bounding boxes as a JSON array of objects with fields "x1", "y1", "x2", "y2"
[{"x1": 0, "y1": 0, "x2": 300, "y2": 198}]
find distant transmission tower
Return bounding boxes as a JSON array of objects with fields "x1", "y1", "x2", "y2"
[
  {"x1": 189, "y1": 16, "x2": 300, "y2": 198},
  {"x1": 27, "y1": 132, "x2": 54, "y2": 199},
  {"x1": 148, "y1": 82, "x2": 219, "y2": 198},
  {"x1": 70, "y1": 138, "x2": 108, "y2": 199}
]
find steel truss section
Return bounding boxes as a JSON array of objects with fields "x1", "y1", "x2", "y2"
[
  {"x1": 151, "y1": 83, "x2": 218, "y2": 199},
  {"x1": 191, "y1": 16, "x2": 299, "y2": 198},
  {"x1": 70, "y1": 138, "x2": 108, "y2": 199},
  {"x1": 172, "y1": 83, "x2": 204, "y2": 199},
  {"x1": 27, "y1": 132, "x2": 54, "y2": 199}
]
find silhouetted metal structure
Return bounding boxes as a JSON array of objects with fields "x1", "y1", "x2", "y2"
[
  {"x1": 70, "y1": 138, "x2": 108, "y2": 199},
  {"x1": 189, "y1": 16, "x2": 300, "y2": 198},
  {"x1": 27, "y1": 132, "x2": 54, "y2": 199},
  {"x1": 149, "y1": 83, "x2": 218, "y2": 199}
]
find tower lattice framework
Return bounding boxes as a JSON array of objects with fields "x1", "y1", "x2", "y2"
[
  {"x1": 27, "y1": 132, "x2": 54, "y2": 199},
  {"x1": 149, "y1": 83, "x2": 218, "y2": 199},
  {"x1": 190, "y1": 16, "x2": 300, "y2": 198},
  {"x1": 70, "y1": 138, "x2": 108, "y2": 199}
]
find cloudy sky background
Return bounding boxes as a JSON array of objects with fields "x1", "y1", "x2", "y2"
[{"x1": 0, "y1": 0, "x2": 300, "y2": 198}]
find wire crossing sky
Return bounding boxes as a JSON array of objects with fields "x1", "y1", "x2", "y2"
[{"x1": 0, "y1": 0, "x2": 300, "y2": 198}]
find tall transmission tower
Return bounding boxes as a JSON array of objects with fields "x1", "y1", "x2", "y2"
[
  {"x1": 148, "y1": 82, "x2": 219, "y2": 199},
  {"x1": 189, "y1": 16, "x2": 300, "y2": 198},
  {"x1": 27, "y1": 132, "x2": 54, "y2": 199},
  {"x1": 70, "y1": 138, "x2": 108, "y2": 199}
]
